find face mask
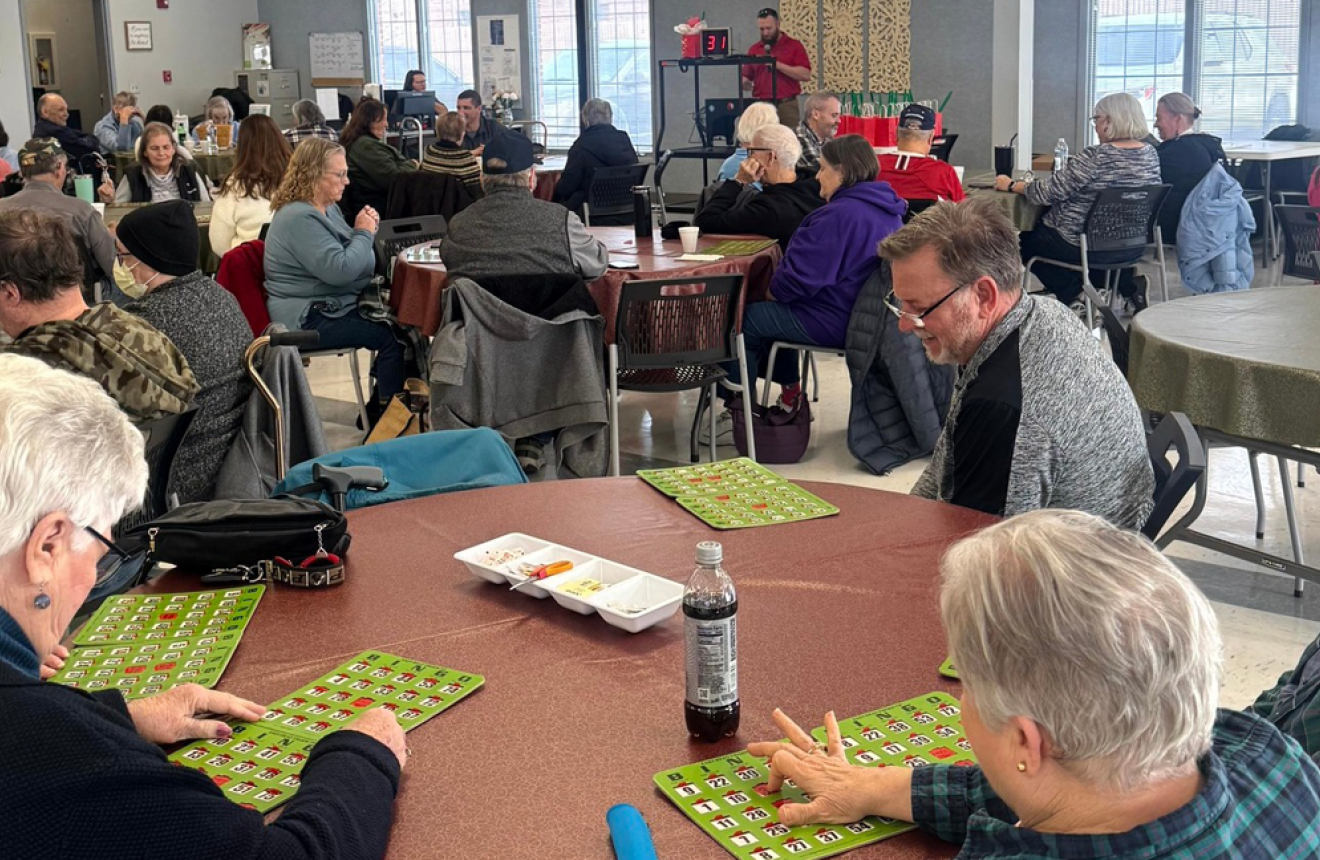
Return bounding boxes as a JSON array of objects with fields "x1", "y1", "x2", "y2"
[{"x1": 112, "y1": 260, "x2": 158, "y2": 299}]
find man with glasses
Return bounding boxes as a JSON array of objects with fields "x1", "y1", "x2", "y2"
[
  {"x1": 741, "y1": 7, "x2": 813, "y2": 129},
  {"x1": 0, "y1": 208, "x2": 198, "y2": 425},
  {"x1": 881, "y1": 198, "x2": 1153, "y2": 527}
]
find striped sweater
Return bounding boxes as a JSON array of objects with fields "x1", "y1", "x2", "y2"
[
  {"x1": 421, "y1": 142, "x2": 484, "y2": 199},
  {"x1": 1024, "y1": 142, "x2": 1160, "y2": 245}
]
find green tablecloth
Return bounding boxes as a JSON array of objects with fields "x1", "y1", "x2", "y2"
[
  {"x1": 110, "y1": 150, "x2": 236, "y2": 186},
  {"x1": 104, "y1": 202, "x2": 218, "y2": 274},
  {"x1": 964, "y1": 185, "x2": 1045, "y2": 232},
  {"x1": 1129, "y1": 285, "x2": 1320, "y2": 447}
]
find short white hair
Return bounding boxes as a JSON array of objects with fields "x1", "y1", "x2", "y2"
[
  {"x1": 581, "y1": 98, "x2": 613, "y2": 127},
  {"x1": 736, "y1": 102, "x2": 779, "y2": 147},
  {"x1": 752, "y1": 123, "x2": 801, "y2": 170},
  {"x1": 940, "y1": 509, "x2": 1221, "y2": 793},
  {"x1": 205, "y1": 95, "x2": 235, "y2": 123},
  {"x1": 1094, "y1": 92, "x2": 1149, "y2": 141},
  {"x1": 0, "y1": 355, "x2": 147, "y2": 558}
]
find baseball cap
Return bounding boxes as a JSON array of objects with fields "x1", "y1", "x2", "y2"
[
  {"x1": 482, "y1": 132, "x2": 535, "y2": 175},
  {"x1": 899, "y1": 104, "x2": 936, "y2": 131},
  {"x1": 19, "y1": 138, "x2": 64, "y2": 169}
]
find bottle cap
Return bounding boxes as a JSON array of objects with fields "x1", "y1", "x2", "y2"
[{"x1": 695, "y1": 541, "x2": 723, "y2": 565}]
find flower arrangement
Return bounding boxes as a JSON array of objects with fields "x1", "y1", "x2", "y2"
[{"x1": 492, "y1": 90, "x2": 519, "y2": 126}]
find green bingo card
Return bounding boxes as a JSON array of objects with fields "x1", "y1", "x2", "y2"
[
  {"x1": 939, "y1": 658, "x2": 959, "y2": 679},
  {"x1": 702, "y1": 238, "x2": 779, "y2": 257},
  {"x1": 47, "y1": 587, "x2": 265, "y2": 699},
  {"x1": 170, "y1": 651, "x2": 484, "y2": 813},
  {"x1": 638, "y1": 459, "x2": 839, "y2": 530},
  {"x1": 655, "y1": 692, "x2": 975, "y2": 860}
]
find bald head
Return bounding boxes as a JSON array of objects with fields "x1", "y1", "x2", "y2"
[{"x1": 38, "y1": 94, "x2": 69, "y2": 126}]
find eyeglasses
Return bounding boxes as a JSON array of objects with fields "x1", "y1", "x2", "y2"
[
  {"x1": 323, "y1": 169, "x2": 349, "y2": 180},
  {"x1": 85, "y1": 525, "x2": 133, "y2": 587},
  {"x1": 883, "y1": 283, "x2": 969, "y2": 329},
  {"x1": 1090, "y1": 115, "x2": 1105, "y2": 125}
]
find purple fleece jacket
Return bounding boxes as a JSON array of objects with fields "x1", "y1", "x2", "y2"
[{"x1": 769, "y1": 180, "x2": 906, "y2": 346}]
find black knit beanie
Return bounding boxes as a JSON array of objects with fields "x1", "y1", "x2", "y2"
[{"x1": 117, "y1": 200, "x2": 199, "y2": 277}]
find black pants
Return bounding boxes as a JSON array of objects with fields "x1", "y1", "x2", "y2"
[{"x1": 1019, "y1": 223, "x2": 1144, "y2": 304}]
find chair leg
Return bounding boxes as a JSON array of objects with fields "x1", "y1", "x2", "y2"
[
  {"x1": 690, "y1": 386, "x2": 705, "y2": 464},
  {"x1": 761, "y1": 343, "x2": 780, "y2": 409},
  {"x1": 608, "y1": 345, "x2": 621, "y2": 477},
  {"x1": 1277, "y1": 456, "x2": 1307, "y2": 597},
  {"x1": 1248, "y1": 450, "x2": 1266, "y2": 539},
  {"x1": 347, "y1": 351, "x2": 370, "y2": 431},
  {"x1": 1153, "y1": 228, "x2": 1170, "y2": 303},
  {"x1": 708, "y1": 383, "x2": 718, "y2": 464},
  {"x1": 809, "y1": 353, "x2": 820, "y2": 402},
  {"x1": 1299, "y1": 464, "x2": 1306, "y2": 488},
  {"x1": 583, "y1": 203, "x2": 591, "y2": 228},
  {"x1": 735, "y1": 334, "x2": 757, "y2": 462}
]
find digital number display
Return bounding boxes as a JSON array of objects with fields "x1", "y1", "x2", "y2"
[{"x1": 702, "y1": 29, "x2": 730, "y2": 57}]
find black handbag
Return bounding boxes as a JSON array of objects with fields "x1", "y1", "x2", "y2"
[{"x1": 125, "y1": 497, "x2": 350, "y2": 585}]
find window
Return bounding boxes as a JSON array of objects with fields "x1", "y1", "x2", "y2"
[
  {"x1": 530, "y1": 0, "x2": 581, "y2": 150},
  {"x1": 1088, "y1": 0, "x2": 1301, "y2": 143},
  {"x1": 370, "y1": 0, "x2": 474, "y2": 106}
]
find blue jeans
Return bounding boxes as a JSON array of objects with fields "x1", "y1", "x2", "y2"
[
  {"x1": 304, "y1": 307, "x2": 407, "y2": 402},
  {"x1": 721, "y1": 301, "x2": 819, "y2": 403}
]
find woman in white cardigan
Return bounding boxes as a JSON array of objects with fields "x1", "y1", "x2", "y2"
[{"x1": 210, "y1": 114, "x2": 292, "y2": 253}]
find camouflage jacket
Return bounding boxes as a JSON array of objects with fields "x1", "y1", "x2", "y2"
[{"x1": 5, "y1": 303, "x2": 199, "y2": 423}]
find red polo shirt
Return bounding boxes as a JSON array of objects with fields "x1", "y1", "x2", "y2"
[
  {"x1": 878, "y1": 153, "x2": 966, "y2": 203},
  {"x1": 742, "y1": 34, "x2": 811, "y2": 101}
]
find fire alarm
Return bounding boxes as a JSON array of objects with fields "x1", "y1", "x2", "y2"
[
  {"x1": 157, "y1": 0, "x2": 169, "y2": 7},
  {"x1": 162, "y1": 70, "x2": 172, "y2": 83}
]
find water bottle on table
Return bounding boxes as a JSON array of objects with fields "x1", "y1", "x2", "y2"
[
  {"x1": 1053, "y1": 138, "x2": 1069, "y2": 174},
  {"x1": 684, "y1": 540, "x2": 739, "y2": 742}
]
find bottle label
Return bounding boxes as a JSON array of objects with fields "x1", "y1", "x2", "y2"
[{"x1": 685, "y1": 615, "x2": 738, "y2": 707}]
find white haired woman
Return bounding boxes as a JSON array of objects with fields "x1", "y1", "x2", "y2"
[
  {"x1": 551, "y1": 98, "x2": 639, "y2": 223},
  {"x1": 750, "y1": 509, "x2": 1320, "y2": 859},
  {"x1": 718, "y1": 101, "x2": 781, "y2": 188},
  {"x1": 0, "y1": 354, "x2": 407, "y2": 857},
  {"x1": 999, "y1": 93, "x2": 1160, "y2": 312},
  {"x1": 193, "y1": 95, "x2": 241, "y2": 146}
]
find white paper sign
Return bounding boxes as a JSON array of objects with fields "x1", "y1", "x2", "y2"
[
  {"x1": 476, "y1": 16, "x2": 521, "y2": 101},
  {"x1": 315, "y1": 88, "x2": 341, "y2": 120}
]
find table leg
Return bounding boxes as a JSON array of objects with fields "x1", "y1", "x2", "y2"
[{"x1": 1262, "y1": 161, "x2": 1273, "y2": 268}]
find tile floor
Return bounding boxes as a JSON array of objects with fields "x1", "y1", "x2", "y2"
[{"x1": 303, "y1": 247, "x2": 1318, "y2": 711}]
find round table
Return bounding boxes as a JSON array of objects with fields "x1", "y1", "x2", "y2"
[
  {"x1": 535, "y1": 154, "x2": 568, "y2": 202},
  {"x1": 963, "y1": 186, "x2": 1045, "y2": 232},
  {"x1": 104, "y1": 201, "x2": 218, "y2": 274},
  {"x1": 390, "y1": 227, "x2": 784, "y2": 342},
  {"x1": 1129, "y1": 285, "x2": 1320, "y2": 448},
  {"x1": 143, "y1": 479, "x2": 989, "y2": 859}
]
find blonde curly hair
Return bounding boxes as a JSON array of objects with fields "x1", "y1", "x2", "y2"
[{"x1": 271, "y1": 138, "x2": 344, "y2": 211}]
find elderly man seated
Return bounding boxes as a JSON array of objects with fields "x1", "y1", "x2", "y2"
[
  {"x1": 0, "y1": 209, "x2": 197, "y2": 424},
  {"x1": 440, "y1": 132, "x2": 608, "y2": 283},
  {"x1": 877, "y1": 104, "x2": 965, "y2": 204},
  {"x1": 32, "y1": 93, "x2": 104, "y2": 166},
  {"x1": 694, "y1": 124, "x2": 824, "y2": 250},
  {"x1": 795, "y1": 90, "x2": 841, "y2": 175},
  {"x1": 0, "y1": 353, "x2": 408, "y2": 858},
  {"x1": 751, "y1": 508, "x2": 1320, "y2": 859},
  {"x1": 0, "y1": 139, "x2": 115, "y2": 293},
  {"x1": 883, "y1": 199, "x2": 1153, "y2": 527},
  {"x1": 93, "y1": 91, "x2": 145, "y2": 152}
]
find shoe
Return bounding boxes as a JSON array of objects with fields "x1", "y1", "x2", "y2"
[
  {"x1": 774, "y1": 384, "x2": 803, "y2": 412},
  {"x1": 699, "y1": 408, "x2": 734, "y2": 445},
  {"x1": 1125, "y1": 274, "x2": 1149, "y2": 314},
  {"x1": 515, "y1": 438, "x2": 547, "y2": 476}
]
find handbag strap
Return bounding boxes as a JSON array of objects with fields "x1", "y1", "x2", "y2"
[{"x1": 200, "y1": 556, "x2": 345, "y2": 588}]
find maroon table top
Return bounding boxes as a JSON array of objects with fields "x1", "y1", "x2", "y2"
[
  {"x1": 145, "y1": 478, "x2": 992, "y2": 859},
  {"x1": 390, "y1": 227, "x2": 783, "y2": 341}
]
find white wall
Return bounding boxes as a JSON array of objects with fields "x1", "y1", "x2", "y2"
[
  {"x1": 0, "y1": 0, "x2": 34, "y2": 145},
  {"x1": 105, "y1": 0, "x2": 258, "y2": 115},
  {"x1": 25, "y1": 0, "x2": 103, "y2": 127}
]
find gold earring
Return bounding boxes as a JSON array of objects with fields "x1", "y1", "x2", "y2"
[{"x1": 1016, "y1": 762, "x2": 1026, "y2": 772}]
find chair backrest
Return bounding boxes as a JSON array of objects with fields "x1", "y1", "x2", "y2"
[
  {"x1": 1142, "y1": 411, "x2": 1206, "y2": 541},
  {"x1": 929, "y1": 133, "x2": 958, "y2": 163},
  {"x1": 902, "y1": 198, "x2": 938, "y2": 223},
  {"x1": 258, "y1": 221, "x2": 270, "y2": 241},
  {"x1": 614, "y1": 274, "x2": 745, "y2": 370},
  {"x1": 115, "y1": 408, "x2": 198, "y2": 537},
  {"x1": 1276, "y1": 205, "x2": 1320, "y2": 281},
  {"x1": 587, "y1": 163, "x2": 650, "y2": 219},
  {"x1": 375, "y1": 214, "x2": 447, "y2": 275},
  {"x1": 215, "y1": 240, "x2": 271, "y2": 336},
  {"x1": 1082, "y1": 184, "x2": 1171, "y2": 253}
]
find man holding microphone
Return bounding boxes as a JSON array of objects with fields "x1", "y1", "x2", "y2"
[{"x1": 741, "y1": 8, "x2": 813, "y2": 129}]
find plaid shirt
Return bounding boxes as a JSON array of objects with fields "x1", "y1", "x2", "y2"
[
  {"x1": 910, "y1": 709, "x2": 1320, "y2": 859},
  {"x1": 796, "y1": 122, "x2": 825, "y2": 173},
  {"x1": 1250, "y1": 631, "x2": 1320, "y2": 759},
  {"x1": 283, "y1": 123, "x2": 340, "y2": 147}
]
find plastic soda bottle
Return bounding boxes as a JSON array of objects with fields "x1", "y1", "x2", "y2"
[
  {"x1": 1054, "y1": 137, "x2": 1069, "y2": 174},
  {"x1": 684, "y1": 541, "x2": 739, "y2": 741}
]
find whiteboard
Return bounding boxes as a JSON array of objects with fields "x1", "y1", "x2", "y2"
[{"x1": 309, "y1": 32, "x2": 365, "y2": 86}]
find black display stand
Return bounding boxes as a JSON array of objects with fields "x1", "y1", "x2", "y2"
[{"x1": 653, "y1": 56, "x2": 779, "y2": 209}]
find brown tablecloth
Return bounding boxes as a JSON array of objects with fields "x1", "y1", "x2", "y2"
[
  {"x1": 104, "y1": 201, "x2": 219, "y2": 274},
  {"x1": 1129, "y1": 285, "x2": 1320, "y2": 448},
  {"x1": 390, "y1": 227, "x2": 784, "y2": 342},
  {"x1": 142, "y1": 479, "x2": 989, "y2": 859}
]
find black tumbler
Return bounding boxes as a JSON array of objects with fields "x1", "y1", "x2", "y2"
[
  {"x1": 632, "y1": 185, "x2": 653, "y2": 239},
  {"x1": 993, "y1": 146, "x2": 1015, "y2": 177}
]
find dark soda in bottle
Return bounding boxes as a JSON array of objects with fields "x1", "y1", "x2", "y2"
[{"x1": 684, "y1": 541, "x2": 739, "y2": 741}]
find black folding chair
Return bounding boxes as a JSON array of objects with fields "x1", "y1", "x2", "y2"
[
  {"x1": 374, "y1": 214, "x2": 448, "y2": 278},
  {"x1": 1275, "y1": 205, "x2": 1320, "y2": 284},
  {"x1": 1023, "y1": 184, "x2": 1172, "y2": 312},
  {"x1": 929, "y1": 133, "x2": 958, "y2": 163},
  {"x1": 902, "y1": 198, "x2": 938, "y2": 224},
  {"x1": 607, "y1": 274, "x2": 756, "y2": 474},
  {"x1": 1143, "y1": 412, "x2": 1206, "y2": 542},
  {"x1": 584, "y1": 163, "x2": 650, "y2": 226}
]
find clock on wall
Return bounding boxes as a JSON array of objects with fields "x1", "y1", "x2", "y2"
[{"x1": 701, "y1": 28, "x2": 731, "y2": 58}]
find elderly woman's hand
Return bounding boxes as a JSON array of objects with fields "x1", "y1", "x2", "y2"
[
  {"x1": 994, "y1": 174, "x2": 1014, "y2": 192},
  {"x1": 747, "y1": 708, "x2": 913, "y2": 827},
  {"x1": 355, "y1": 205, "x2": 381, "y2": 234},
  {"x1": 126, "y1": 683, "x2": 264, "y2": 745},
  {"x1": 735, "y1": 157, "x2": 765, "y2": 186},
  {"x1": 39, "y1": 644, "x2": 69, "y2": 680},
  {"x1": 344, "y1": 707, "x2": 408, "y2": 771}
]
